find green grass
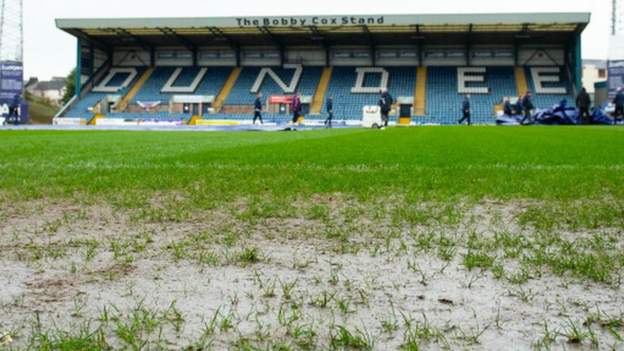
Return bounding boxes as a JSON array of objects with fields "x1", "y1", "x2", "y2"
[
  {"x1": 3, "y1": 126, "x2": 624, "y2": 350},
  {"x1": 0, "y1": 127, "x2": 623, "y2": 205}
]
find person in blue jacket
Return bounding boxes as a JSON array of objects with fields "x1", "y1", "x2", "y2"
[
  {"x1": 458, "y1": 95, "x2": 471, "y2": 125},
  {"x1": 324, "y1": 96, "x2": 334, "y2": 128},
  {"x1": 515, "y1": 95, "x2": 524, "y2": 115},
  {"x1": 503, "y1": 97, "x2": 513, "y2": 116},
  {"x1": 291, "y1": 92, "x2": 302, "y2": 124},
  {"x1": 521, "y1": 91, "x2": 535, "y2": 125},
  {"x1": 253, "y1": 93, "x2": 263, "y2": 125},
  {"x1": 9, "y1": 94, "x2": 21, "y2": 125},
  {"x1": 378, "y1": 89, "x2": 393, "y2": 127}
]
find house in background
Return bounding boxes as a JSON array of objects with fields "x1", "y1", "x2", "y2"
[
  {"x1": 25, "y1": 77, "x2": 67, "y2": 105},
  {"x1": 582, "y1": 59, "x2": 608, "y2": 95}
]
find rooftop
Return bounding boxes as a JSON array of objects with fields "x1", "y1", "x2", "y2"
[{"x1": 56, "y1": 13, "x2": 591, "y2": 49}]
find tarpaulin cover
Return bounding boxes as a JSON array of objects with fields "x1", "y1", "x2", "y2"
[{"x1": 496, "y1": 99, "x2": 617, "y2": 126}]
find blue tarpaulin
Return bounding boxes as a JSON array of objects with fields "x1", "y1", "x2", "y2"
[{"x1": 496, "y1": 99, "x2": 617, "y2": 126}]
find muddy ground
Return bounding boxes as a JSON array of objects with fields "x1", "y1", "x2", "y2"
[{"x1": 0, "y1": 198, "x2": 623, "y2": 350}]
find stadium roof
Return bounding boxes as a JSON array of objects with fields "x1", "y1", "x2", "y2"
[{"x1": 56, "y1": 13, "x2": 591, "y2": 50}]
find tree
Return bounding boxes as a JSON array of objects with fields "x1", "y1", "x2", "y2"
[{"x1": 62, "y1": 69, "x2": 76, "y2": 105}]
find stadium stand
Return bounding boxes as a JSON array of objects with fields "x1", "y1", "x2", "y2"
[
  {"x1": 55, "y1": 13, "x2": 589, "y2": 126},
  {"x1": 65, "y1": 65, "x2": 577, "y2": 123},
  {"x1": 66, "y1": 92, "x2": 107, "y2": 118},
  {"x1": 63, "y1": 64, "x2": 577, "y2": 124}
]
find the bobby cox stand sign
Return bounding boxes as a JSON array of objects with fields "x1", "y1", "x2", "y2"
[{"x1": 236, "y1": 16, "x2": 385, "y2": 27}]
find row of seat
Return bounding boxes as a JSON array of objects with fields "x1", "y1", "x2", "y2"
[
  {"x1": 525, "y1": 67, "x2": 574, "y2": 109},
  {"x1": 64, "y1": 65, "x2": 574, "y2": 123},
  {"x1": 322, "y1": 67, "x2": 415, "y2": 118},
  {"x1": 225, "y1": 66, "x2": 322, "y2": 105},
  {"x1": 66, "y1": 68, "x2": 146, "y2": 118},
  {"x1": 425, "y1": 67, "x2": 518, "y2": 124},
  {"x1": 133, "y1": 67, "x2": 232, "y2": 103}
]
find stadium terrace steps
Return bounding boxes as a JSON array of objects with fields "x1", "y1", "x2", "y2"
[
  {"x1": 88, "y1": 114, "x2": 104, "y2": 125},
  {"x1": 213, "y1": 67, "x2": 241, "y2": 112},
  {"x1": 514, "y1": 66, "x2": 529, "y2": 97},
  {"x1": 414, "y1": 67, "x2": 427, "y2": 116},
  {"x1": 310, "y1": 67, "x2": 333, "y2": 115},
  {"x1": 188, "y1": 115, "x2": 202, "y2": 125},
  {"x1": 117, "y1": 67, "x2": 154, "y2": 112}
]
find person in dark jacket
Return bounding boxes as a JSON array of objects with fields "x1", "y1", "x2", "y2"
[
  {"x1": 576, "y1": 87, "x2": 592, "y2": 124},
  {"x1": 253, "y1": 93, "x2": 263, "y2": 125},
  {"x1": 378, "y1": 89, "x2": 393, "y2": 127},
  {"x1": 503, "y1": 97, "x2": 513, "y2": 116},
  {"x1": 521, "y1": 91, "x2": 535, "y2": 125},
  {"x1": 9, "y1": 94, "x2": 20, "y2": 124},
  {"x1": 324, "y1": 96, "x2": 334, "y2": 128},
  {"x1": 458, "y1": 95, "x2": 471, "y2": 125},
  {"x1": 291, "y1": 92, "x2": 302, "y2": 124},
  {"x1": 515, "y1": 95, "x2": 524, "y2": 115},
  {"x1": 614, "y1": 88, "x2": 624, "y2": 123}
]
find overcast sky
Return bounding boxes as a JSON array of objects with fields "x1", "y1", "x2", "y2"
[{"x1": 24, "y1": 0, "x2": 611, "y2": 80}]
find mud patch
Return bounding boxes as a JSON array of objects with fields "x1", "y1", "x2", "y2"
[{"x1": 1, "y1": 198, "x2": 623, "y2": 350}]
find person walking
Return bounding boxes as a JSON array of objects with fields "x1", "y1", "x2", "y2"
[
  {"x1": 324, "y1": 96, "x2": 334, "y2": 128},
  {"x1": 253, "y1": 93, "x2": 263, "y2": 125},
  {"x1": 458, "y1": 95, "x2": 471, "y2": 125},
  {"x1": 9, "y1": 94, "x2": 20, "y2": 125},
  {"x1": 576, "y1": 87, "x2": 591, "y2": 124},
  {"x1": 503, "y1": 97, "x2": 513, "y2": 116},
  {"x1": 515, "y1": 95, "x2": 524, "y2": 116},
  {"x1": 521, "y1": 91, "x2": 535, "y2": 125},
  {"x1": 614, "y1": 87, "x2": 624, "y2": 124},
  {"x1": 378, "y1": 89, "x2": 393, "y2": 128},
  {"x1": 291, "y1": 92, "x2": 302, "y2": 125}
]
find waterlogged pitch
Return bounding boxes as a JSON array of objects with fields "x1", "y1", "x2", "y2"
[{"x1": 1, "y1": 127, "x2": 623, "y2": 350}]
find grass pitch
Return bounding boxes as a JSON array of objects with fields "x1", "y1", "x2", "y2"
[
  {"x1": 1, "y1": 126, "x2": 623, "y2": 201},
  {"x1": 1, "y1": 127, "x2": 623, "y2": 350}
]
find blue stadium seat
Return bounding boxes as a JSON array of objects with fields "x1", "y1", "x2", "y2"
[
  {"x1": 322, "y1": 67, "x2": 416, "y2": 120},
  {"x1": 225, "y1": 66, "x2": 322, "y2": 106},
  {"x1": 525, "y1": 67, "x2": 574, "y2": 110},
  {"x1": 133, "y1": 67, "x2": 232, "y2": 103},
  {"x1": 65, "y1": 65, "x2": 574, "y2": 124},
  {"x1": 64, "y1": 67, "x2": 146, "y2": 118},
  {"x1": 423, "y1": 67, "x2": 516, "y2": 124}
]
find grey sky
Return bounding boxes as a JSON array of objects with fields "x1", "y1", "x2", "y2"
[{"x1": 24, "y1": 0, "x2": 611, "y2": 80}]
